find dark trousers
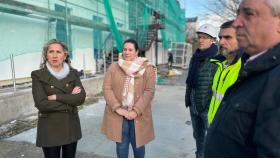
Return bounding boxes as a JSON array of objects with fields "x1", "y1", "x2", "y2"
[
  {"x1": 42, "y1": 142, "x2": 77, "y2": 158},
  {"x1": 168, "y1": 62, "x2": 173, "y2": 70},
  {"x1": 190, "y1": 111, "x2": 208, "y2": 158},
  {"x1": 116, "y1": 118, "x2": 145, "y2": 158}
]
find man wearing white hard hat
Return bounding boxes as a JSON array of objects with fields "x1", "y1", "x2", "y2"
[{"x1": 185, "y1": 23, "x2": 218, "y2": 158}]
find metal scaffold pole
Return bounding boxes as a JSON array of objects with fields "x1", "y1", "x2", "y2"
[
  {"x1": 65, "y1": 0, "x2": 70, "y2": 48},
  {"x1": 10, "y1": 54, "x2": 16, "y2": 92}
]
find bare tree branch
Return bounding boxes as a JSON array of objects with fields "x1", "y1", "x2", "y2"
[{"x1": 201, "y1": 0, "x2": 241, "y2": 21}]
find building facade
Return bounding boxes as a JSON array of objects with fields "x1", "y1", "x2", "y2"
[{"x1": 0, "y1": 0, "x2": 186, "y2": 83}]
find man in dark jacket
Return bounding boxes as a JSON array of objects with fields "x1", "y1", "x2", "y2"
[
  {"x1": 185, "y1": 23, "x2": 218, "y2": 158},
  {"x1": 204, "y1": 0, "x2": 280, "y2": 157}
]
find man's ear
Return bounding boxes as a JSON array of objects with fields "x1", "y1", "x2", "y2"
[{"x1": 277, "y1": 16, "x2": 280, "y2": 33}]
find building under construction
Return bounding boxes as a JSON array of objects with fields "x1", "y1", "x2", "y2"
[{"x1": 0, "y1": 0, "x2": 186, "y2": 84}]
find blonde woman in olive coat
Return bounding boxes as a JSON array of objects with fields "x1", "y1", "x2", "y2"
[{"x1": 31, "y1": 39, "x2": 86, "y2": 158}]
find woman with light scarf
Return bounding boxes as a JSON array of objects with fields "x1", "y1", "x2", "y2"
[{"x1": 101, "y1": 39, "x2": 156, "y2": 158}]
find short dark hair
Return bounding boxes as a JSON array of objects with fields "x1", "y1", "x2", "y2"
[
  {"x1": 123, "y1": 38, "x2": 139, "y2": 51},
  {"x1": 220, "y1": 20, "x2": 234, "y2": 29}
]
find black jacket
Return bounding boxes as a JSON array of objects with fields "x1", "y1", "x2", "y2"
[
  {"x1": 205, "y1": 43, "x2": 280, "y2": 158},
  {"x1": 185, "y1": 44, "x2": 218, "y2": 113},
  {"x1": 168, "y1": 53, "x2": 173, "y2": 63}
]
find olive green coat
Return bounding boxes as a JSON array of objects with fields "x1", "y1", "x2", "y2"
[
  {"x1": 101, "y1": 62, "x2": 156, "y2": 147},
  {"x1": 31, "y1": 67, "x2": 86, "y2": 147}
]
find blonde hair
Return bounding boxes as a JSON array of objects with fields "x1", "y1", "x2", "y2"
[{"x1": 40, "y1": 39, "x2": 70, "y2": 68}]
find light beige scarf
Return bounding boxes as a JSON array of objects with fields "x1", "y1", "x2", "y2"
[{"x1": 118, "y1": 57, "x2": 149, "y2": 110}]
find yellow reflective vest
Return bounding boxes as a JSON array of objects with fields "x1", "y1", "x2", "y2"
[{"x1": 208, "y1": 57, "x2": 242, "y2": 124}]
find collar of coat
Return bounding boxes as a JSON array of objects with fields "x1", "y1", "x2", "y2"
[
  {"x1": 34, "y1": 67, "x2": 78, "y2": 93},
  {"x1": 240, "y1": 42, "x2": 280, "y2": 79}
]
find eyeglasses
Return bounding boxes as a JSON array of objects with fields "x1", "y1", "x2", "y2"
[
  {"x1": 197, "y1": 35, "x2": 212, "y2": 40},
  {"x1": 198, "y1": 35, "x2": 212, "y2": 40}
]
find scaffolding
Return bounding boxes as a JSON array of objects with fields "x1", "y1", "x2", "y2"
[
  {"x1": 0, "y1": 0, "x2": 186, "y2": 86},
  {"x1": 0, "y1": 0, "x2": 185, "y2": 59},
  {"x1": 171, "y1": 42, "x2": 192, "y2": 69}
]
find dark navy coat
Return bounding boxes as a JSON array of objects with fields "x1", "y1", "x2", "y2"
[{"x1": 205, "y1": 43, "x2": 280, "y2": 158}]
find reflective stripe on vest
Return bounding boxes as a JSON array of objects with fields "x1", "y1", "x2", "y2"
[
  {"x1": 208, "y1": 58, "x2": 242, "y2": 124},
  {"x1": 213, "y1": 91, "x2": 224, "y2": 101}
]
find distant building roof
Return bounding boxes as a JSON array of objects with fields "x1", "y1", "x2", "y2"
[{"x1": 186, "y1": 17, "x2": 198, "y2": 22}]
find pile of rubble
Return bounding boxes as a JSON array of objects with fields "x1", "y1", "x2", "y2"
[
  {"x1": 0, "y1": 95, "x2": 102, "y2": 140},
  {"x1": 0, "y1": 115, "x2": 37, "y2": 139}
]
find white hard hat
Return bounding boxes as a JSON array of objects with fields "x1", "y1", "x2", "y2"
[
  {"x1": 197, "y1": 24, "x2": 217, "y2": 38},
  {"x1": 168, "y1": 48, "x2": 172, "y2": 52}
]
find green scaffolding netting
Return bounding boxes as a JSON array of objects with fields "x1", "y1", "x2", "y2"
[
  {"x1": 103, "y1": 0, "x2": 123, "y2": 52},
  {"x1": 0, "y1": 0, "x2": 185, "y2": 61},
  {"x1": 105, "y1": 0, "x2": 186, "y2": 51}
]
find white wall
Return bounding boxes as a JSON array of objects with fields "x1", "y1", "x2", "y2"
[
  {"x1": 0, "y1": 13, "x2": 47, "y2": 80},
  {"x1": 146, "y1": 42, "x2": 155, "y2": 65},
  {"x1": 0, "y1": 53, "x2": 41, "y2": 80},
  {"x1": 157, "y1": 43, "x2": 166, "y2": 65},
  {"x1": 72, "y1": 48, "x2": 96, "y2": 74},
  {"x1": 145, "y1": 42, "x2": 167, "y2": 66},
  {"x1": 71, "y1": 25, "x2": 96, "y2": 73},
  {"x1": 0, "y1": 13, "x2": 48, "y2": 61}
]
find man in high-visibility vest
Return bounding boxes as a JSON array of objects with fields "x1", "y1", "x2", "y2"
[{"x1": 207, "y1": 20, "x2": 243, "y2": 124}]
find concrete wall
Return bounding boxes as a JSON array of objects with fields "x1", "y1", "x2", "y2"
[
  {"x1": 82, "y1": 76, "x2": 104, "y2": 98},
  {"x1": 146, "y1": 42, "x2": 167, "y2": 66},
  {"x1": 0, "y1": 76, "x2": 104, "y2": 124},
  {"x1": 0, "y1": 89, "x2": 35, "y2": 125}
]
